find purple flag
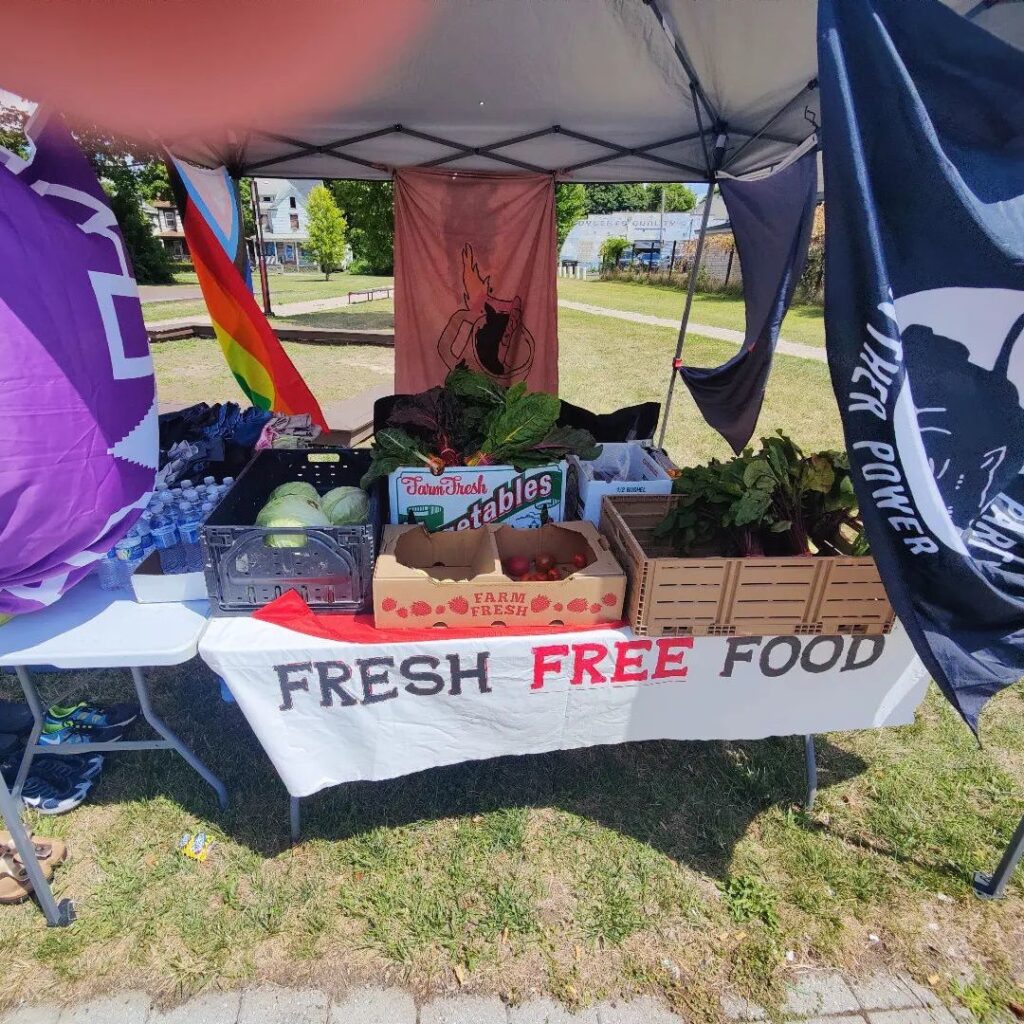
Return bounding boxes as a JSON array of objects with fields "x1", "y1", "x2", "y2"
[{"x1": 0, "y1": 109, "x2": 156, "y2": 617}]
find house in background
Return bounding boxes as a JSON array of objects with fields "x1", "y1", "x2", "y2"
[
  {"x1": 559, "y1": 204, "x2": 728, "y2": 271},
  {"x1": 143, "y1": 199, "x2": 188, "y2": 260},
  {"x1": 253, "y1": 178, "x2": 322, "y2": 267}
]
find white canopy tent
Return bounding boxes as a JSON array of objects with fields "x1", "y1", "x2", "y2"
[{"x1": 174, "y1": 0, "x2": 1023, "y2": 184}]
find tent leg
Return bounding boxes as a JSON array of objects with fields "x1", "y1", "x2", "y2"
[
  {"x1": 974, "y1": 812, "x2": 1024, "y2": 900},
  {"x1": 803, "y1": 734, "x2": 818, "y2": 811},
  {"x1": 290, "y1": 796, "x2": 301, "y2": 845},
  {"x1": 249, "y1": 178, "x2": 274, "y2": 317},
  {"x1": 656, "y1": 186, "x2": 715, "y2": 448}
]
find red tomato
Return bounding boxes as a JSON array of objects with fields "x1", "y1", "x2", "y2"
[
  {"x1": 535, "y1": 552, "x2": 556, "y2": 572},
  {"x1": 503, "y1": 555, "x2": 531, "y2": 578},
  {"x1": 547, "y1": 568, "x2": 562, "y2": 581},
  {"x1": 571, "y1": 552, "x2": 588, "y2": 569}
]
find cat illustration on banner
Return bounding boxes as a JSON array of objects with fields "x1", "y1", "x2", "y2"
[
  {"x1": 436, "y1": 244, "x2": 536, "y2": 383},
  {"x1": 885, "y1": 287, "x2": 1024, "y2": 560}
]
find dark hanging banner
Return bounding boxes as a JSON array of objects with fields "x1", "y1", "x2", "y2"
[
  {"x1": 819, "y1": 0, "x2": 1024, "y2": 729},
  {"x1": 679, "y1": 151, "x2": 816, "y2": 454}
]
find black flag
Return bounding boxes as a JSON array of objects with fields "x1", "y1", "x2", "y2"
[
  {"x1": 820, "y1": 0, "x2": 1024, "y2": 729},
  {"x1": 679, "y1": 151, "x2": 817, "y2": 453}
]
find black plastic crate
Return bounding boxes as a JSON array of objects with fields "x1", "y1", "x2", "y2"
[{"x1": 201, "y1": 447, "x2": 381, "y2": 615}]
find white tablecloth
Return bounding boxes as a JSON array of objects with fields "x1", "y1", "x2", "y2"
[{"x1": 199, "y1": 615, "x2": 928, "y2": 798}]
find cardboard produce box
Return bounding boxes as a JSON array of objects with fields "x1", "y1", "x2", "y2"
[
  {"x1": 373, "y1": 521, "x2": 625, "y2": 628},
  {"x1": 388, "y1": 463, "x2": 565, "y2": 531},
  {"x1": 567, "y1": 443, "x2": 674, "y2": 526}
]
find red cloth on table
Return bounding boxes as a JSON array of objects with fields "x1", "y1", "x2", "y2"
[{"x1": 252, "y1": 590, "x2": 624, "y2": 644}]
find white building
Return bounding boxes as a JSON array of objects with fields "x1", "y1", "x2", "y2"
[
  {"x1": 253, "y1": 178, "x2": 322, "y2": 267},
  {"x1": 559, "y1": 197, "x2": 728, "y2": 270},
  {"x1": 142, "y1": 200, "x2": 187, "y2": 259}
]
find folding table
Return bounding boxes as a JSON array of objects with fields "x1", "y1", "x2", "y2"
[{"x1": 0, "y1": 576, "x2": 224, "y2": 926}]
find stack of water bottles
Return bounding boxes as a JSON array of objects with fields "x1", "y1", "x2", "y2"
[{"x1": 96, "y1": 476, "x2": 235, "y2": 591}]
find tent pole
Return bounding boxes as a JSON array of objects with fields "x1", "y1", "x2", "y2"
[
  {"x1": 974, "y1": 812, "x2": 1024, "y2": 899},
  {"x1": 249, "y1": 178, "x2": 274, "y2": 317},
  {"x1": 656, "y1": 138, "x2": 725, "y2": 448}
]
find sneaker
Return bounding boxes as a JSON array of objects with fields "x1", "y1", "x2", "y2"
[
  {"x1": 21, "y1": 777, "x2": 92, "y2": 815},
  {"x1": 0, "y1": 702, "x2": 32, "y2": 736},
  {"x1": 38, "y1": 723, "x2": 124, "y2": 746},
  {"x1": 30, "y1": 754, "x2": 104, "y2": 786},
  {"x1": 43, "y1": 702, "x2": 138, "y2": 735}
]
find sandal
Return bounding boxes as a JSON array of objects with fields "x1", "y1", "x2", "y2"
[
  {"x1": 0, "y1": 831, "x2": 67, "y2": 866},
  {"x1": 0, "y1": 846, "x2": 55, "y2": 905}
]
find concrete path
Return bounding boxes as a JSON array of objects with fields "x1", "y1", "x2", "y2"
[
  {"x1": 0, "y1": 972, "x2": 977, "y2": 1024},
  {"x1": 557, "y1": 299, "x2": 826, "y2": 364},
  {"x1": 137, "y1": 284, "x2": 202, "y2": 304},
  {"x1": 145, "y1": 292, "x2": 367, "y2": 331}
]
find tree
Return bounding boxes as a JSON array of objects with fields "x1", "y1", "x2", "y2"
[
  {"x1": 330, "y1": 180, "x2": 394, "y2": 274},
  {"x1": 646, "y1": 183, "x2": 697, "y2": 213},
  {"x1": 138, "y1": 162, "x2": 172, "y2": 202},
  {"x1": 306, "y1": 184, "x2": 347, "y2": 280},
  {"x1": 599, "y1": 235, "x2": 629, "y2": 269},
  {"x1": 583, "y1": 183, "x2": 650, "y2": 215},
  {"x1": 555, "y1": 183, "x2": 588, "y2": 248},
  {"x1": 100, "y1": 160, "x2": 174, "y2": 285},
  {"x1": 0, "y1": 104, "x2": 27, "y2": 155}
]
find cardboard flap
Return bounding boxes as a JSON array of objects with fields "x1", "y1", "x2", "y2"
[{"x1": 390, "y1": 525, "x2": 503, "y2": 582}]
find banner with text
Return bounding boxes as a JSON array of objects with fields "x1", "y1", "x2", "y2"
[
  {"x1": 200, "y1": 619, "x2": 926, "y2": 797},
  {"x1": 819, "y1": 0, "x2": 1024, "y2": 729}
]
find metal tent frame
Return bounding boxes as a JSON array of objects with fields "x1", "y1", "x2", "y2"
[{"x1": 210, "y1": 0, "x2": 1024, "y2": 901}]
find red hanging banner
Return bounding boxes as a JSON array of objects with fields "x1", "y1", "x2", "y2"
[{"x1": 393, "y1": 168, "x2": 558, "y2": 395}]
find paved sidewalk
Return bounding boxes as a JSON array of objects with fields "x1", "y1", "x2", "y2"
[
  {"x1": 145, "y1": 292, "x2": 371, "y2": 331},
  {"x1": 557, "y1": 299, "x2": 826, "y2": 363},
  {"x1": 0, "y1": 971, "x2": 978, "y2": 1024}
]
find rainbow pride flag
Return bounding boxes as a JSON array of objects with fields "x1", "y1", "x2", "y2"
[{"x1": 166, "y1": 158, "x2": 326, "y2": 428}]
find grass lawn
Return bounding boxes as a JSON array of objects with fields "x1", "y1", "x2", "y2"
[
  {"x1": 2, "y1": 296, "x2": 1022, "y2": 1020},
  {"x1": 270, "y1": 299, "x2": 394, "y2": 335},
  {"x1": 558, "y1": 277, "x2": 826, "y2": 348}
]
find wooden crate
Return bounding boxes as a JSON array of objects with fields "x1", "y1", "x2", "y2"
[{"x1": 599, "y1": 494, "x2": 895, "y2": 638}]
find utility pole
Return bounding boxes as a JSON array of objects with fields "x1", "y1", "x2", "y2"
[
  {"x1": 249, "y1": 178, "x2": 274, "y2": 318},
  {"x1": 658, "y1": 183, "x2": 665, "y2": 266}
]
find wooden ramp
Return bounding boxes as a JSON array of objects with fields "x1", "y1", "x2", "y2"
[{"x1": 320, "y1": 384, "x2": 393, "y2": 447}]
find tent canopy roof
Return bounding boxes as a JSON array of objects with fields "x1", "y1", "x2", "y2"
[{"x1": 174, "y1": 0, "x2": 1021, "y2": 183}]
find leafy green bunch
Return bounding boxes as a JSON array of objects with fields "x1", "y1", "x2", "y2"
[
  {"x1": 360, "y1": 363, "x2": 601, "y2": 489},
  {"x1": 654, "y1": 432, "x2": 868, "y2": 558}
]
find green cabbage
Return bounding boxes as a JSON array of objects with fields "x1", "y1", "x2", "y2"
[
  {"x1": 256, "y1": 493, "x2": 329, "y2": 548},
  {"x1": 321, "y1": 486, "x2": 369, "y2": 525},
  {"x1": 267, "y1": 481, "x2": 320, "y2": 506}
]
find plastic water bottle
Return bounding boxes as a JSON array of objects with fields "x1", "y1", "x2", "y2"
[
  {"x1": 178, "y1": 508, "x2": 204, "y2": 573},
  {"x1": 203, "y1": 476, "x2": 216, "y2": 489},
  {"x1": 179, "y1": 479, "x2": 193, "y2": 490},
  {"x1": 200, "y1": 501, "x2": 215, "y2": 521},
  {"x1": 130, "y1": 523, "x2": 154, "y2": 561},
  {"x1": 222, "y1": 477, "x2": 234, "y2": 489},
  {"x1": 97, "y1": 550, "x2": 124, "y2": 590},
  {"x1": 114, "y1": 535, "x2": 144, "y2": 581},
  {"x1": 151, "y1": 514, "x2": 184, "y2": 574}
]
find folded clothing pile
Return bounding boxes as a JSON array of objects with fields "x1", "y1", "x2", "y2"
[{"x1": 158, "y1": 402, "x2": 273, "y2": 486}]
